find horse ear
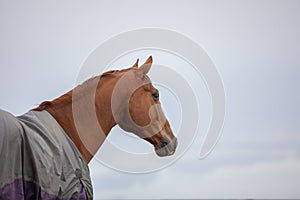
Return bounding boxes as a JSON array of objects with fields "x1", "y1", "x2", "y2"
[
  {"x1": 131, "y1": 58, "x2": 139, "y2": 68},
  {"x1": 139, "y1": 56, "x2": 152, "y2": 74}
]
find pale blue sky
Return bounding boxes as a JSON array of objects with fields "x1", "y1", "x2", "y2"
[{"x1": 1, "y1": 0, "x2": 300, "y2": 199}]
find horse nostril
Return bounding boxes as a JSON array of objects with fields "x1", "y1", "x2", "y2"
[
  {"x1": 160, "y1": 138, "x2": 169, "y2": 148},
  {"x1": 160, "y1": 141, "x2": 169, "y2": 148},
  {"x1": 159, "y1": 137, "x2": 178, "y2": 150}
]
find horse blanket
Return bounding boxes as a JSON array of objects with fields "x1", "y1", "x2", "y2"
[{"x1": 0, "y1": 109, "x2": 93, "y2": 200}]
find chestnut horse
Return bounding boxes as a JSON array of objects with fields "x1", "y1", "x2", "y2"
[
  {"x1": 0, "y1": 56, "x2": 177, "y2": 199},
  {"x1": 36, "y1": 56, "x2": 177, "y2": 161}
]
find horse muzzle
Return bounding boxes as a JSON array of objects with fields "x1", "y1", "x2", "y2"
[{"x1": 155, "y1": 137, "x2": 178, "y2": 157}]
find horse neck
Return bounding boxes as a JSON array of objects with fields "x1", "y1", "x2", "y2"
[{"x1": 43, "y1": 76, "x2": 118, "y2": 163}]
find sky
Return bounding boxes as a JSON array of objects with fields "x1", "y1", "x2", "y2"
[{"x1": 1, "y1": 0, "x2": 300, "y2": 199}]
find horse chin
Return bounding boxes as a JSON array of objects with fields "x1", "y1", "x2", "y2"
[
  {"x1": 154, "y1": 144, "x2": 177, "y2": 157},
  {"x1": 155, "y1": 148, "x2": 175, "y2": 157}
]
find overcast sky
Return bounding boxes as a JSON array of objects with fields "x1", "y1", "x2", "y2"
[{"x1": 1, "y1": 0, "x2": 300, "y2": 199}]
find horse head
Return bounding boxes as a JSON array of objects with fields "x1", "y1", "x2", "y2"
[{"x1": 110, "y1": 56, "x2": 178, "y2": 157}]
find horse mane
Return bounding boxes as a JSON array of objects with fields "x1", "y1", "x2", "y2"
[
  {"x1": 33, "y1": 67, "x2": 134, "y2": 111},
  {"x1": 100, "y1": 67, "x2": 134, "y2": 78}
]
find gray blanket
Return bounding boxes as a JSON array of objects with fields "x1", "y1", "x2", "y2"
[{"x1": 0, "y1": 109, "x2": 93, "y2": 200}]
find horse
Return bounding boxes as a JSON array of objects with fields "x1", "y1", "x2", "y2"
[{"x1": 0, "y1": 56, "x2": 178, "y2": 199}]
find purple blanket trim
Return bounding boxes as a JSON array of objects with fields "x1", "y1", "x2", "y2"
[{"x1": 0, "y1": 179, "x2": 90, "y2": 200}]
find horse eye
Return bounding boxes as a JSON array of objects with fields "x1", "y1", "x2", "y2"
[{"x1": 152, "y1": 93, "x2": 159, "y2": 100}]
